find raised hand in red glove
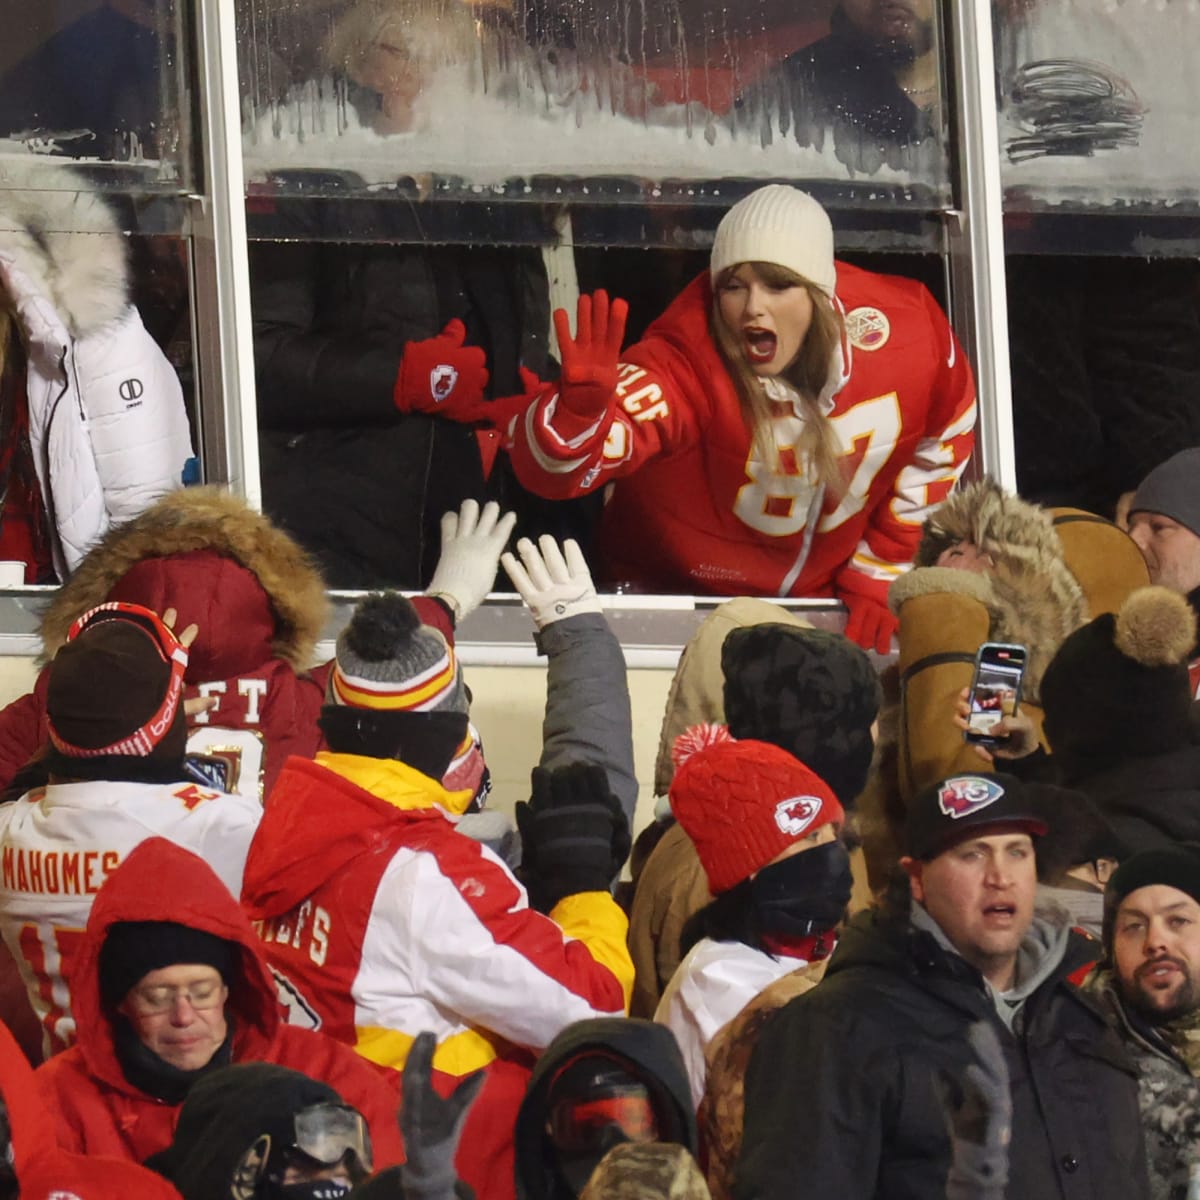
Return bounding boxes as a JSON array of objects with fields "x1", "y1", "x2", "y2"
[
  {"x1": 550, "y1": 289, "x2": 629, "y2": 441},
  {"x1": 394, "y1": 319, "x2": 490, "y2": 420},
  {"x1": 841, "y1": 590, "x2": 900, "y2": 656}
]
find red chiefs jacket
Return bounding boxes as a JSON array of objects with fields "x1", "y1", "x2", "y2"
[
  {"x1": 241, "y1": 752, "x2": 633, "y2": 1200},
  {"x1": 33, "y1": 838, "x2": 404, "y2": 1168},
  {"x1": 0, "y1": 1018, "x2": 183, "y2": 1199},
  {"x1": 508, "y1": 264, "x2": 976, "y2": 605}
]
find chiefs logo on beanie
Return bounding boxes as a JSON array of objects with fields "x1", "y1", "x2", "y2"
[{"x1": 668, "y1": 724, "x2": 843, "y2": 895}]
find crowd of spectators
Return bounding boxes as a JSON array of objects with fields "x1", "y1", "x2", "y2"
[{"x1": 2, "y1": 6, "x2": 1200, "y2": 1193}]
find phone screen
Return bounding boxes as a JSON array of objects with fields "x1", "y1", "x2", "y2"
[{"x1": 966, "y1": 646, "x2": 1026, "y2": 742}]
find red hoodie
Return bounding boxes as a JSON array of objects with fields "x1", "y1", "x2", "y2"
[
  {"x1": 0, "y1": 1018, "x2": 183, "y2": 1199},
  {"x1": 33, "y1": 838, "x2": 404, "y2": 1168}
]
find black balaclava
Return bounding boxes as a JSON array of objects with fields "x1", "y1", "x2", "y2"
[{"x1": 750, "y1": 840, "x2": 853, "y2": 939}]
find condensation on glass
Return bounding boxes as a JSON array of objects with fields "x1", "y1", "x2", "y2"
[
  {"x1": 0, "y1": 0, "x2": 192, "y2": 206},
  {"x1": 236, "y1": 0, "x2": 952, "y2": 244},
  {"x1": 995, "y1": 0, "x2": 1200, "y2": 218}
]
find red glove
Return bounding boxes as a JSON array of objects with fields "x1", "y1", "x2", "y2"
[
  {"x1": 394, "y1": 319, "x2": 490, "y2": 420},
  {"x1": 841, "y1": 590, "x2": 899, "y2": 656},
  {"x1": 549, "y1": 290, "x2": 629, "y2": 441}
]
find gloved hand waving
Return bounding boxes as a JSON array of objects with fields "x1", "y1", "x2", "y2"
[
  {"x1": 516, "y1": 763, "x2": 631, "y2": 914},
  {"x1": 551, "y1": 290, "x2": 629, "y2": 439},
  {"x1": 394, "y1": 320, "x2": 490, "y2": 420},
  {"x1": 424, "y1": 499, "x2": 517, "y2": 622},
  {"x1": 500, "y1": 535, "x2": 601, "y2": 631},
  {"x1": 397, "y1": 1031, "x2": 484, "y2": 1200}
]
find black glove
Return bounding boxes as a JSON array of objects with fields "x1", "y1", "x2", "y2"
[
  {"x1": 515, "y1": 762, "x2": 631, "y2": 913},
  {"x1": 399, "y1": 1032, "x2": 485, "y2": 1200}
]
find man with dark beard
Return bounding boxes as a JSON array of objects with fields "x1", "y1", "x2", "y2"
[
  {"x1": 738, "y1": 0, "x2": 941, "y2": 170},
  {"x1": 1085, "y1": 848, "x2": 1200, "y2": 1200}
]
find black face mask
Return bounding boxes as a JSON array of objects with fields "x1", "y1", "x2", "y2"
[
  {"x1": 268, "y1": 1179, "x2": 353, "y2": 1200},
  {"x1": 751, "y1": 840, "x2": 852, "y2": 938}
]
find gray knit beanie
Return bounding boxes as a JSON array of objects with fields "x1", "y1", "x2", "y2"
[
  {"x1": 328, "y1": 593, "x2": 467, "y2": 714},
  {"x1": 1130, "y1": 447, "x2": 1200, "y2": 538}
]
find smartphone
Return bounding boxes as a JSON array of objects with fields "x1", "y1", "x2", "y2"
[{"x1": 964, "y1": 643, "x2": 1028, "y2": 746}]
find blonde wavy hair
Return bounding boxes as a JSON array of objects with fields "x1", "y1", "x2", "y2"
[
  {"x1": 710, "y1": 261, "x2": 846, "y2": 495},
  {"x1": 323, "y1": 0, "x2": 478, "y2": 81}
]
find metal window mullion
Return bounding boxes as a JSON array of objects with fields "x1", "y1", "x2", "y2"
[
  {"x1": 189, "y1": 0, "x2": 261, "y2": 506},
  {"x1": 946, "y1": 0, "x2": 1016, "y2": 491}
]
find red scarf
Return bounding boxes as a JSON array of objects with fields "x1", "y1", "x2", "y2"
[{"x1": 761, "y1": 930, "x2": 838, "y2": 963}]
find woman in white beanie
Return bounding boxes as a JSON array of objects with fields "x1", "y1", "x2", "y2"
[{"x1": 506, "y1": 184, "x2": 977, "y2": 653}]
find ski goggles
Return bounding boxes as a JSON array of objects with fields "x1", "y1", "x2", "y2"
[
  {"x1": 546, "y1": 1086, "x2": 660, "y2": 1155},
  {"x1": 49, "y1": 601, "x2": 189, "y2": 759},
  {"x1": 290, "y1": 1103, "x2": 373, "y2": 1174}
]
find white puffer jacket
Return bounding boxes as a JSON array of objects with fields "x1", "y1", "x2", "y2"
[{"x1": 0, "y1": 164, "x2": 193, "y2": 578}]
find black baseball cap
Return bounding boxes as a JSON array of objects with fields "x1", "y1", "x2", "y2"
[{"x1": 905, "y1": 772, "x2": 1048, "y2": 861}]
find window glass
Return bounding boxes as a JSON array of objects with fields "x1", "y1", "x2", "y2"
[
  {"x1": 996, "y1": 0, "x2": 1200, "y2": 216},
  {"x1": 238, "y1": 0, "x2": 952, "y2": 231},
  {"x1": 0, "y1": 0, "x2": 191, "y2": 196}
]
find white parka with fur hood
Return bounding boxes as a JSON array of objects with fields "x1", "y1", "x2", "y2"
[{"x1": 0, "y1": 165, "x2": 192, "y2": 577}]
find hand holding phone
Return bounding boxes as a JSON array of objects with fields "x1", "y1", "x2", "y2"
[{"x1": 963, "y1": 643, "x2": 1027, "y2": 747}]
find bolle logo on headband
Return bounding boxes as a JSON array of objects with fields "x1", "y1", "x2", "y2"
[
  {"x1": 775, "y1": 795, "x2": 824, "y2": 836},
  {"x1": 938, "y1": 776, "x2": 1005, "y2": 820},
  {"x1": 430, "y1": 364, "x2": 459, "y2": 403}
]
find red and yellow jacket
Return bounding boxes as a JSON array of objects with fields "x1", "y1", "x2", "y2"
[{"x1": 241, "y1": 752, "x2": 633, "y2": 1200}]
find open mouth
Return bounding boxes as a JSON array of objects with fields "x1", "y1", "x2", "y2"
[
  {"x1": 1138, "y1": 958, "x2": 1184, "y2": 984},
  {"x1": 982, "y1": 903, "x2": 1016, "y2": 922},
  {"x1": 744, "y1": 327, "x2": 777, "y2": 364}
]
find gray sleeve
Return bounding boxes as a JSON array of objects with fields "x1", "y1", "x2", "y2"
[{"x1": 535, "y1": 613, "x2": 637, "y2": 828}]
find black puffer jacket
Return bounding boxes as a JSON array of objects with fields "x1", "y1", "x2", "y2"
[
  {"x1": 251, "y1": 201, "x2": 594, "y2": 589},
  {"x1": 735, "y1": 900, "x2": 1149, "y2": 1200}
]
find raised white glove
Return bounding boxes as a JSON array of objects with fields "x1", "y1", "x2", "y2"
[
  {"x1": 500, "y1": 536, "x2": 602, "y2": 630},
  {"x1": 424, "y1": 499, "x2": 517, "y2": 621}
]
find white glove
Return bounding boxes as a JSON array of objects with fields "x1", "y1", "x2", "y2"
[
  {"x1": 500, "y1": 536, "x2": 602, "y2": 631},
  {"x1": 424, "y1": 499, "x2": 517, "y2": 621}
]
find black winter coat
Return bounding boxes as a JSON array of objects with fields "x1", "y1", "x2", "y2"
[
  {"x1": 1068, "y1": 739, "x2": 1200, "y2": 853},
  {"x1": 734, "y1": 907, "x2": 1149, "y2": 1200},
  {"x1": 250, "y1": 209, "x2": 594, "y2": 589}
]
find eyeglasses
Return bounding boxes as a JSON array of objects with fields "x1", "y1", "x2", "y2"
[
  {"x1": 128, "y1": 978, "x2": 227, "y2": 1015},
  {"x1": 289, "y1": 1104, "x2": 373, "y2": 1175}
]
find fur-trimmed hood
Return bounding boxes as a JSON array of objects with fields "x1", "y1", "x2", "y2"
[
  {"x1": 890, "y1": 480, "x2": 1088, "y2": 702},
  {"x1": 39, "y1": 487, "x2": 329, "y2": 676},
  {"x1": 0, "y1": 162, "x2": 129, "y2": 337}
]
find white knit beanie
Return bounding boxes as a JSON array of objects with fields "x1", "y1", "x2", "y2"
[{"x1": 710, "y1": 185, "x2": 837, "y2": 296}]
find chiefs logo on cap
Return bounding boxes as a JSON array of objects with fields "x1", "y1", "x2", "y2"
[
  {"x1": 430, "y1": 364, "x2": 459, "y2": 403},
  {"x1": 938, "y1": 776, "x2": 1005, "y2": 820},
  {"x1": 775, "y1": 795, "x2": 824, "y2": 836}
]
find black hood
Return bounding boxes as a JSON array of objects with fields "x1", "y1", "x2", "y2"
[
  {"x1": 514, "y1": 1019, "x2": 697, "y2": 1200},
  {"x1": 146, "y1": 1063, "x2": 346, "y2": 1199}
]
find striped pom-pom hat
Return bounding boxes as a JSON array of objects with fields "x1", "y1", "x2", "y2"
[{"x1": 328, "y1": 593, "x2": 468, "y2": 715}]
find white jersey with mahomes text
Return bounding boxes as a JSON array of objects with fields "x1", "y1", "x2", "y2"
[{"x1": 0, "y1": 779, "x2": 261, "y2": 1056}]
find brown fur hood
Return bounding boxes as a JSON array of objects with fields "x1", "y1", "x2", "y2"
[
  {"x1": 38, "y1": 487, "x2": 328, "y2": 670},
  {"x1": 889, "y1": 479, "x2": 1088, "y2": 702}
]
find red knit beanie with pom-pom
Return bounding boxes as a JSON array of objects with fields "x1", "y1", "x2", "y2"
[{"x1": 669, "y1": 725, "x2": 843, "y2": 894}]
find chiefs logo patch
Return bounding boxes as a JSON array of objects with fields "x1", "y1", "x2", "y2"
[
  {"x1": 938, "y1": 776, "x2": 1005, "y2": 820},
  {"x1": 430, "y1": 364, "x2": 459, "y2": 403},
  {"x1": 846, "y1": 306, "x2": 891, "y2": 351},
  {"x1": 774, "y1": 795, "x2": 824, "y2": 836}
]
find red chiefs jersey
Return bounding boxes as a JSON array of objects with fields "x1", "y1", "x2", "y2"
[{"x1": 509, "y1": 263, "x2": 976, "y2": 605}]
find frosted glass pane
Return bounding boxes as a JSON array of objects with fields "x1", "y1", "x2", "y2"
[
  {"x1": 237, "y1": 0, "x2": 950, "y2": 208},
  {"x1": 998, "y1": 0, "x2": 1200, "y2": 212}
]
